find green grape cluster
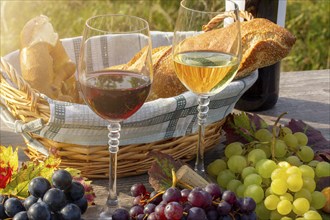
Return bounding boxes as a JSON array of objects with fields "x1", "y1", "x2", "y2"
[
  {"x1": 206, "y1": 126, "x2": 330, "y2": 220},
  {"x1": 265, "y1": 162, "x2": 326, "y2": 219}
]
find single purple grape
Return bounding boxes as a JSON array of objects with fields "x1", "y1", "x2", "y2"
[
  {"x1": 164, "y1": 202, "x2": 183, "y2": 220},
  {"x1": 130, "y1": 183, "x2": 147, "y2": 197},
  {"x1": 162, "y1": 187, "x2": 181, "y2": 203},
  {"x1": 222, "y1": 190, "x2": 237, "y2": 205},
  {"x1": 204, "y1": 183, "x2": 222, "y2": 200},
  {"x1": 187, "y1": 207, "x2": 207, "y2": 220},
  {"x1": 217, "y1": 200, "x2": 232, "y2": 216}
]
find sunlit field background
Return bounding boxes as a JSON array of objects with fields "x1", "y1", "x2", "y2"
[{"x1": 1, "y1": 0, "x2": 329, "y2": 71}]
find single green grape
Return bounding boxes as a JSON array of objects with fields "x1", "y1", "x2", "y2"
[
  {"x1": 256, "y1": 202, "x2": 272, "y2": 220},
  {"x1": 227, "y1": 155, "x2": 247, "y2": 174},
  {"x1": 271, "y1": 179, "x2": 288, "y2": 196},
  {"x1": 307, "y1": 160, "x2": 319, "y2": 168},
  {"x1": 244, "y1": 184, "x2": 265, "y2": 204},
  {"x1": 256, "y1": 143, "x2": 272, "y2": 158},
  {"x1": 297, "y1": 146, "x2": 314, "y2": 162},
  {"x1": 257, "y1": 159, "x2": 278, "y2": 179},
  {"x1": 216, "y1": 169, "x2": 235, "y2": 188},
  {"x1": 271, "y1": 168, "x2": 288, "y2": 181},
  {"x1": 264, "y1": 194, "x2": 280, "y2": 210},
  {"x1": 315, "y1": 161, "x2": 330, "y2": 177},
  {"x1": 224, "y1": 142, "x2": 243, "y2": 158},
  {"x1": 294, "y1": 188, "x2": 312, "y2": 202},
  {"x1": 292, "y1": 198, "x2": 310, "y2": 215},
  {"x1": 302, "y1": 177, "x2": 316, "y2": 193},
  {"x1": 286, "y1": 166, "x2": 302, "y2": 176},
  {"x1": 247, "y1": 148, "x2": 267, "y2": 166},
  {"x1": 206, "y1": 158, "x2": 227, "y2": 177},
  {"x1": 270, "y1": 210, "x2": 283, "y2": 220},
  {"x1": 278, "y1": 161, "x2": 291, "y2": 169},
  {"x1": 294, "y1": 132, "x2": 308, "y2": 146},
  {"x1": 255, "y1": 128, "x2": 273, "y2": 142},
  {"x1": 236, "y1": 184, "x2": 246, "y2": 198},
  {"x1": 298, "y1": 164, "x2": 315, "y2": 179},
  {"x1": 244, "y1": 173, "x2": 263, "y2": 186},
  {"x1": 226, "y1": 179, "x2": 242, "y2": 193},
  {"x1": 303, "y1": 210, "x2": 322, "y2": 220},
  {"x1": 283, "y1": 133, "x2": 299, "y2": 150},
  {"x1": 265, "y1": 187, "x2": 273, "y2": 197},
  {"x1": 287, "y1": 174, "x2": 303, "y2": 192},
  {"x1": 276, "y1": 200, "x2": 292, "y2": 215},
  {"x1": 274, "y1": 139, "x2": 288, "y2": 158},
  {"x1": 280, "y1": 217, "x2": 293, "y2": 220},
  {"x1": 241, "y1": 166, "x2": 257, "y2": 179},
  {"x1": 280, "y1": 127, "x2": 292, "y2": 137},
  {"x1": 280, "y1": 192, "x2": 293, "y2": 202},
  {"x1": 286, "y1": 155, "x2": 303, "y2": 167},
  {"x1": 310, "y1": 191, "x2": 326, "y2": 209}
]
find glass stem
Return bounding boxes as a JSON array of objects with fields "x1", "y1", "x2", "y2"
[
  {"x1": 106, "y1": 122, "x2": 120, "y2": 208},
  {"x1": 195, "y1": 95, "x2": 210, "y2": 175}
]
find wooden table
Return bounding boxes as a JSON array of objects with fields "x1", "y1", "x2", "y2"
[{"x1": 1, "y1": 69, "x2": 329, "y2": 216}]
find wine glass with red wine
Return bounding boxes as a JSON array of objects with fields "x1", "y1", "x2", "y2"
[
  {"x1": 78, "y1": 14, "x2": 152, "y2": 218},
  {"x1": 172, "y1": 0, "x2": 242, "y2": 176}
]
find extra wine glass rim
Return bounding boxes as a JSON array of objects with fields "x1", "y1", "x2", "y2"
[
  {"x1": 85, "y1": 14, "x2": 150, "y2": 34},
  {"x1": 180, "y1": 0, "x2": 239, "y2": 14}
]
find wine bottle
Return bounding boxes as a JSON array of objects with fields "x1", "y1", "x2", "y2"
[{"x1": 235, "y1": 0, "x2": 287, "y2": 111}]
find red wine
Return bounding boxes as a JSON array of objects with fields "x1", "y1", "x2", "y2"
[{"x1": 80, "y1": 70, "x2": 151, "y2": 121}]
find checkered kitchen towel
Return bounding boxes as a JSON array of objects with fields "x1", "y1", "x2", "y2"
[{"x1": 2, "y1": 32, "x2": 257, "y2": 147}]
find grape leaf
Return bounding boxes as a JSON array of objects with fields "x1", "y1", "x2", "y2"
[
  {"x1": 223, "y1": 112, "x2": 268, "y2": 144},
  {"x1": 148, "y1": 151, "x2": 183, "y2": 191},
  {"x1": 0, "y1": 146, "x2": 19, "y2": 189},
  {"x1": 0, "y1": 146, "x2": 96, "y2": 204},
  {"x1": 0, "y1": 158, "x2": 59, "y2": 198}
]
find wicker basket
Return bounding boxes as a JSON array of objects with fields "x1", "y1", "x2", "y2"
[{"x1": 0, "y1": 34, "x2": 257, "y2": 178}]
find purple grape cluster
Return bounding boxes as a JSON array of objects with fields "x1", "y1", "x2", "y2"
[
  {"x1": 112, "y1": 183, "x2": 257, "y2": 220},
  {"x1": 0, "y1": 169, "x2": 88, "y2": 220}
]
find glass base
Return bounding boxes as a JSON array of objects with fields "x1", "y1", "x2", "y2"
[
  {"x1": 99, "y1": 206, "x2": 118, "y2": 220},
  {"x1": 83, "y1": 204, "x2": 119, "y2": 220}
]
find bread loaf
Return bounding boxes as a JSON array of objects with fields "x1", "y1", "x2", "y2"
[
  {"x1": 19, "y1": 15, "x2": 79, "y2": 103},
  {"x1": 140, "y1": 18, "x2": 295, "y2": 100}
]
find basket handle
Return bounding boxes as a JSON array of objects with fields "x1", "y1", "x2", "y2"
[
  {"x1": 203, "y1": 10, "x2": 254, "y2": 32},
  {"x1": 0, "y1": 57, "x2": 39, "y2": 112}
]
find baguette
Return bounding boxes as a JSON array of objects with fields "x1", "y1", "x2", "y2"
[{"x1": 139, "y1": 18, "x2": 295, "y2": 100}]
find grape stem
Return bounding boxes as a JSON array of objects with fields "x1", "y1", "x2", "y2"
[
  {"x1": 271, "y1": 112, "x2": 288, "y2": 161},
  {"x1": 146, "y1": 191, "x2": 165, "y2": 204},
  {"x1": 177, "y1": 180, "x2": 194, "y2": 190},
  {"x1": 171, "y1": 169, "x2": 177, "y2": 188}
]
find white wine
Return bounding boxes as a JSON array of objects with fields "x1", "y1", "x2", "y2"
[{"x1": 173, "y1": 51, "x2": 239, "y2": 95}]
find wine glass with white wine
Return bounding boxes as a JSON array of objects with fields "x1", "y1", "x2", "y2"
[
  {"x1": 172, "y1": 0, "x2": 242, "y2": 175},
  {"x1": 78, "y1": 14, "x2": 153, "y2": 219}
]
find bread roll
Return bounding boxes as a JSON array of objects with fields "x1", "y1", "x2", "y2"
[{"x1": 19, "y1": 15, "x2": 79, "y2": 102}]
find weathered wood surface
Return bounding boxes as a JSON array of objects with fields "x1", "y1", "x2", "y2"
[{"x1": 1, "y1": 69, "x2": 329, "y2": 214}]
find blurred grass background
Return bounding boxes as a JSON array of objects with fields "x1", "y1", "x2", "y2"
[{"x1": 1, "y1": 0, "x2": 329, "y2": 71}]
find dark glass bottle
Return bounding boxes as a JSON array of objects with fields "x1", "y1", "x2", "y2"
[{"x1": 235, "y1": 0, "x2": 282, "y2": 111}]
